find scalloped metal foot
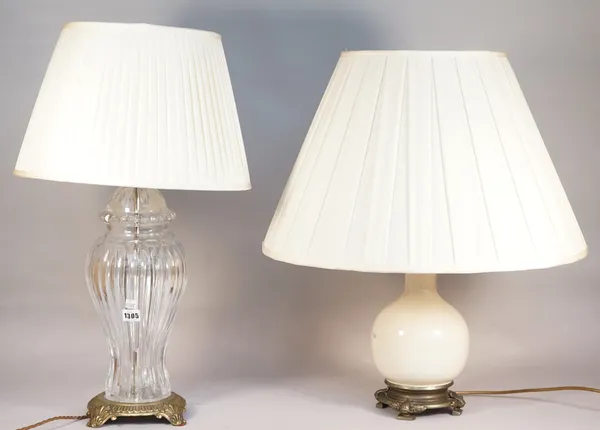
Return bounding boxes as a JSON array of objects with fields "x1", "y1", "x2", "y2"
[
  {"x1": 397, "y1": 412, "x2": 416, "y2": 421},
  {"x1": 87, "y1": 392, "x2": 186, "y2": 427},
  {"x1": 374, "y1": 380, "x2": 466, "y2": 420}
]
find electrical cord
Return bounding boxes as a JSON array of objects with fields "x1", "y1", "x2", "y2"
[
  {"x1": 14, "y1": 386, "x2": 600, "y2": 429},
  {"x1": 457, "y1": 385, "x2": 600, "y2": 396},
  {"x1": 15, "y1": 413, "x2": 89, "y2": 430}
]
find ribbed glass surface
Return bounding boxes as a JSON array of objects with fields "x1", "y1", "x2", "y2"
[{"x1": 86, "y1": 188, "x2": 186, "y2": 403}]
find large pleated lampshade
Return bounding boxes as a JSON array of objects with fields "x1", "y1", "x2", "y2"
[
  {"x1": 263, "y1": 50, "x2": 587, "y2": 273},
  {"x1": 14, "y1": 22, "x2": 250, "y2": 191}
]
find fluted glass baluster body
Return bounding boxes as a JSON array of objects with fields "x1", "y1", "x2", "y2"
[{"x1": 86, "y1": 188, "x2": 187, "y2": 403}]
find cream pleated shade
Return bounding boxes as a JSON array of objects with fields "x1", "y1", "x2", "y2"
[
  {"x1": 263, "y1": 51, "x2": 587, "y2": 273},
  {"x1": 14, "y1": 22, "x2": 250, "y2": 190}
]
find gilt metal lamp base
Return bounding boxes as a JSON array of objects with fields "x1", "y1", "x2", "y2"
[
  {"x1": 375, "y1": 380, "x2": 465, "y2": 420},
  {"x1": 87, "y1": 392, "x2": 186, "y2": 427}
]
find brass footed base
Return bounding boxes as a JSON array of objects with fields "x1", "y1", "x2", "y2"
[
  {"x1": 86, "y1": 392, "x2": 186, "y2": 427},
  {"x1": 375, "y1": 380, "x2": 465, "y2": 420}
]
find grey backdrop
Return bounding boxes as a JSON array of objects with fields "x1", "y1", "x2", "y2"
[{"x1": 1, "y1": 0, "x2": 599, "y2": 429}]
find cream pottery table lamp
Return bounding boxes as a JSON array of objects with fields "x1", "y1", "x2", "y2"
[{"x1": 262, "y1": 50, "x2": 587, "y2": 420}]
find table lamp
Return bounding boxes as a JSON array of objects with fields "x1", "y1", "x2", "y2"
[
  {"x1": 14, "y1": 22, "x2": 250, "y2": 427},
  {"x1": 262, "y1": 50, "x2": 587, "y2": 420}
]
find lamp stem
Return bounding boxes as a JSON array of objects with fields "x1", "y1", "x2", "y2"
[
  {"x1": 134, "y1": 187, "x2": 140, "y2": 237},
  {"x1": 403, "y1": 274, "x2": 437, "y2": 294},
  {"x1": 131, "y1": 187, "x2": 141, "y2": 395}
]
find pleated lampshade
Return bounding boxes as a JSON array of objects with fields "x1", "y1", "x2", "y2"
[
  {"x1": 263, "y1": 51, "x2": 587, "y2": 273},
  {"x1": 14, "y1": 22, "x2": 250, "y2": 191}
]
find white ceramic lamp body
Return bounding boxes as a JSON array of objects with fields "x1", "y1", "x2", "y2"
[{"x1": 372, "y1": 274, "x2": 469, "y2": 387}]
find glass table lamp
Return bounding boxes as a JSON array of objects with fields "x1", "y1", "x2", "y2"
[
  {"x1": 262, "y1": 50, "x2": 587, "y2": 419},
  {"x1": 14, "y1": 22, "x2": 250, "y2": 427}
]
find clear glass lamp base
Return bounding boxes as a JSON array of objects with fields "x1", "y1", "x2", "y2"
[{"x1": 85, "y1": 188, "x2": 187, "y2": 426}]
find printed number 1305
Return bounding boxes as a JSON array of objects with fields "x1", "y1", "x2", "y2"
[{"x1": 122, "y1": 310, "x2": 141, "y2": 322}]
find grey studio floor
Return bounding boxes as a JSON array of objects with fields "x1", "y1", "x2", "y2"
[{"x1": 1, "y1": 369, "x2": 600, "y2": 429}]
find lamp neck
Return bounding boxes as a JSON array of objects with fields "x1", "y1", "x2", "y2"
[
  {"x1": 101, "y1": 187, "x2": 175, "y2": 237},
  {"x1": 403, "y1": 274, "x2": 438, "y2": 294}
]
